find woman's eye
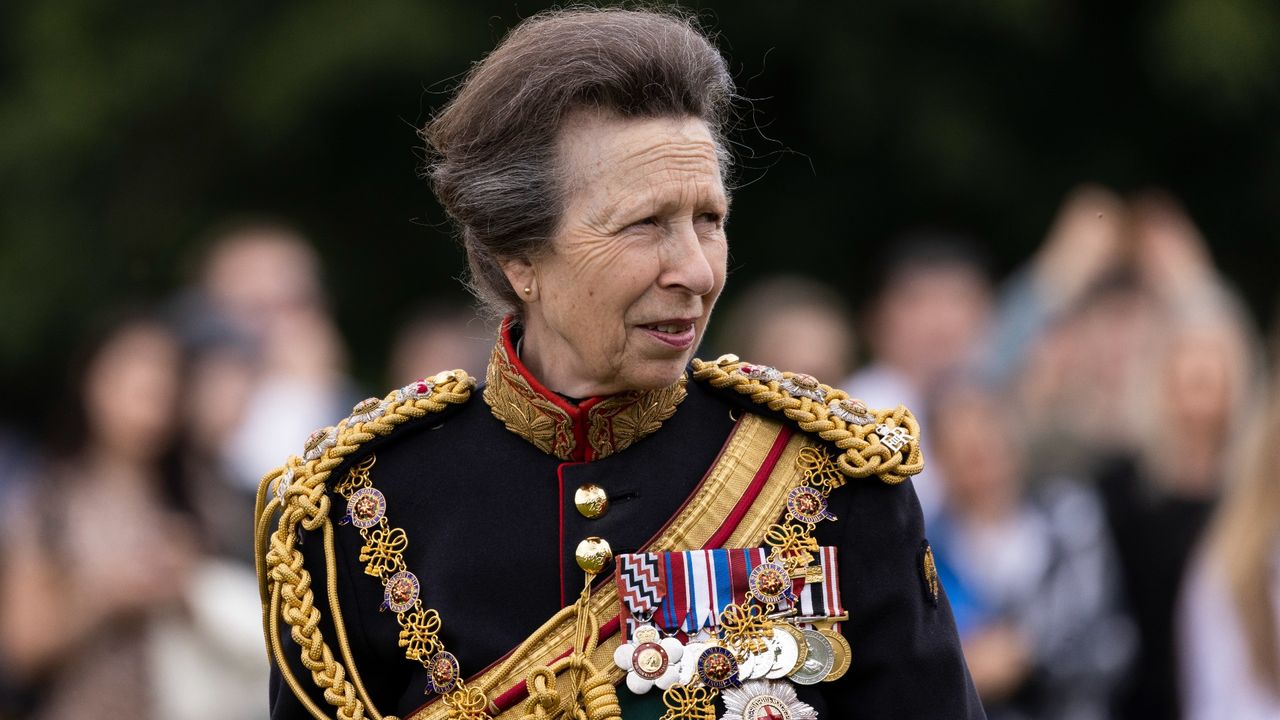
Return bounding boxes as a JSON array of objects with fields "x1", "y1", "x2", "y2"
[
  {"x1": 696, "y1": 212, "x2": 723, "y2": 227},
  {"x1": 627, "y1": 217, "x2": 661, "y2": 230}
]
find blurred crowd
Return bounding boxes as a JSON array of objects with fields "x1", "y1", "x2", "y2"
[
  {"x1": 0, "y1": 221, "x2": 492, "y2": 720},
  {"x1": 1, "y1": 186, "x2": 1278, "y2": 720},
  {"x1": 718, "y1": 185, "x2": 1279, "y2": 720}
]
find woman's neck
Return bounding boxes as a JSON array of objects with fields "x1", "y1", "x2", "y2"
[{"x1": 516, "y1": 321, "x2": 618, "y2": 398}]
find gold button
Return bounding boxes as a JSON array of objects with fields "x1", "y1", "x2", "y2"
[
  {"x1": 574, "y1": 483, "x2": 610, "y2": 519},
  {"x1": 575, "y1": 537, "x2": 613, "y2": 575}
]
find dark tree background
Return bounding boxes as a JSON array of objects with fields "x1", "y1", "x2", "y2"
[{"x1": 1, "y1": 0, "x2": 1277, "y2": 424}]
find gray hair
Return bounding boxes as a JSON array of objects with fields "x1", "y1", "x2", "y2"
[{"x1": 423, "y1": 7, "x2": 735, "y2": 318}]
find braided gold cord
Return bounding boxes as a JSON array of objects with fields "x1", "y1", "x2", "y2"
[
  {"x1": 690, "y1": 358, "x2": 924, "y2": 484},
  {"x1": 256, "y1": 372, "x2": 476, "y2": 720},
  {"x1": 516, "y1": 585, "x2": 621, "y2": 720}
]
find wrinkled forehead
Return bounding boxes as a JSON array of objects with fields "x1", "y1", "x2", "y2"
[{"x1": 554, "y1": 109, "x2": 726, "y2": 204}]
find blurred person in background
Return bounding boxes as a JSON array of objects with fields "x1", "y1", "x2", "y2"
[
  {"x1": 1179, "y1": 357, "x2": 1280, "y2": 719},
  {"x1": 713, "y1": 275, "x2": 857, "y2": 381},
  {"x1": 387, "y1": 301, "x2": 494, "y2": 385},
  {"x1": 0, "y1": 426, "x2": 39, "y2": 718},
  {"x1": 0, "y1": 311, "x2": 196, "y2": 719},
  {"x1": 983, "y1": 186, "x2": 1131, "y2": 386},
  {"x1": 0, "y1": 309, "x2": 268, "y2": 720},
  {"x1": 1091, "y1": 193, "x2": 1263, "y2": 720},
  {"x1": 190, "y1": 220, "x2": 358, "y2": 495},
  {"x1": 1010, "y1": 271, "x2": 1156, "y2": 482},
  {"x1": 843, "y1": 233, "x2": 993, "y2": 518},
  {"x1": 927, "y1": 376, "x2": 1132, "y2": 720},
  {"x1": 987, "y1": 186, "x2": 1156, "y2": 481},
  {"x1": 172, "y1": 306, "x2": 260, "y2": 562}
]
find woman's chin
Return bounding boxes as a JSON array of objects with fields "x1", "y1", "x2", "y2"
[{"x1": 618, "y1": 357, "x2": 693, "y2": 392}]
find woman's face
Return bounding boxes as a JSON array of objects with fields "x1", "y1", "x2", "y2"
[
  {"x1": 1163, "y1": 329, "x2": 1235, "y2": 430},
  {"x1": 507, "y1": 113, "x2": 729, "y2": 396},
  {"x1": 933, "y1": 386, "x2": 1023, "y2": 518},
  {"x1": 85, "y1": 323, "x2": 181, "y2": 462}
]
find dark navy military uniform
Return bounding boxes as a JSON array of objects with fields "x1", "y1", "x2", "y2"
[{"x1": 265, "y1": 330, "x2": 984, "y2": 720}]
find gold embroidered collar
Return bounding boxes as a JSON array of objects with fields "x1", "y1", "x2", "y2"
[{"x1": 482, "y1": 323, "x2": 687, "y2": 462}]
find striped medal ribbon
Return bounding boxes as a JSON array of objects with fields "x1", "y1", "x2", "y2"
[{"x1": 796, "y1": 546, "x2": 845, "y2": 630}]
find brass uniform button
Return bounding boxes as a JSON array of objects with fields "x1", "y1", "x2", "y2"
[
  {"x1": 575, "y1": 536, "x2": 613, "y2": 575},
  {"x1": 574, "y1": 483, "x2": 610, "y2": 519}
]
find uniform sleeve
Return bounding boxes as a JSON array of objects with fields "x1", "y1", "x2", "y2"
[
  {"x1": 817, "y1": 476, "x2": 985, "y2": 719},
  {"x1": 269, "y1": 654, "x2": 324, "y2": 720}
]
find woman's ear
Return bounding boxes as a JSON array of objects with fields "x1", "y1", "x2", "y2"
[{"x1": 500, "y1": 257, "x2": 537, "y2": 302}]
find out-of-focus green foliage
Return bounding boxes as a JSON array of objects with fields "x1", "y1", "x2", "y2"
[
  {"x1": 1147, "y1": 0, "x2": 1280, "y2": 114},
  {"x1": 1, "y1": 0, "x2": 1277, "y2": 421}
]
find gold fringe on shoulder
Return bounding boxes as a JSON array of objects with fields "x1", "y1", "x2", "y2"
[
  {"x1": 690, "y1": 356, "x2": 924, "y2": 485},
  {"x1": 254, "y1": 370, "x2": 477, "y2": 720}
]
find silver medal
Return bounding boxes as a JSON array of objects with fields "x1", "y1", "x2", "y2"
[
  {"x1": 790, "y1": 629, "x2": 834, "y2": 685},
  {"x1": 765, "y1": 626, "x2": 801, "y2": 679}
]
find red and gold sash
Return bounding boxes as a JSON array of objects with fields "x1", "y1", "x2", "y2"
[{"x1": 409, "y1": 412, "x2": 811, "y2": 720}]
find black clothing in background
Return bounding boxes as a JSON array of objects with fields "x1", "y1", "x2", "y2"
[{"x1": 1096, "y1": 456, "x2": 1215, "y2": 720}]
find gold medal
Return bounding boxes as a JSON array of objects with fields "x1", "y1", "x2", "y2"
[
  {"x1": 631, "y1": 642, "x2": 670, "y2": 680},
  {"x1": 819, "y1": 628, "x2": 851, "y2": 682}
]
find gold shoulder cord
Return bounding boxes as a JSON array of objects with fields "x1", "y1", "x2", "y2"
[
  {"x1": 254, "y1": 371, "x2": 476, "y2": 720},
  {"x1": 690, "y1": 356, "x2": 923, "y2": 484}
]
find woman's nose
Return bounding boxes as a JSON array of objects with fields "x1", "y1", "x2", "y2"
[{"x1": 658, "y1": 220, "x2": 717, "y2": 296}]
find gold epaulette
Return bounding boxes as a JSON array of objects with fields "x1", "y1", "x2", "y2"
[
  {"x1": 690, "y1": 355, "x2": 923, "y2": 485},
  {"x1": 253, "y1": 370, "x2": 477, "y2": 720}
]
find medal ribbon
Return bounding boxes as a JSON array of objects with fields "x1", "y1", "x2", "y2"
[
  {"x1": 798, "y1": 545, "x2": 844, "y2": 629},
  {"x1": 822, "y1": 545, "x2": 846, "y2": 632},
  {"x1": 614, "y1": 552, "x2": 667, "y2": 641},
  {"x1": 640, "y1": 548, "x2": 769, "y2": 634}
]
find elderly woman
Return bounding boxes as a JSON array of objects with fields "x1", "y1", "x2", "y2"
[{"x1": 257, "y1": 8, "x2": 981, "y2": 720}]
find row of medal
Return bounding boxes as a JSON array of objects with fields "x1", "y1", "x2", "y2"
[
  {"x1": 611, "y1": 546, "x2": 849, "y2": 719},
  {"x1": 613, "y1": 610, "x2": 850, "y2": 692}
]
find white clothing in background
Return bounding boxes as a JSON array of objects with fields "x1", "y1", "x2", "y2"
[
  {"x1": 842, "y1": 364, "x2": 941, "y2": 520},
  {"x1": 223, "y1": 374, "x2": 353, "y2": 491},
  {"x1": 150, "y1": 560, "x2": 269, "y2": 720},
  {"x1": 1180, "y1": 549, "x2": 1280, "y2": 720}
]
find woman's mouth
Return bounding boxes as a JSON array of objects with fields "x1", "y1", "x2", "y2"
[{"x1": 639, "y1": 320, "x2": 697, "y2": 349}]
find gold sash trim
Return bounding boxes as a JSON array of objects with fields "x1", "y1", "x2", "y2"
[{"x1": 408, "y1": 413, "x2": 811, "y2": 720}]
